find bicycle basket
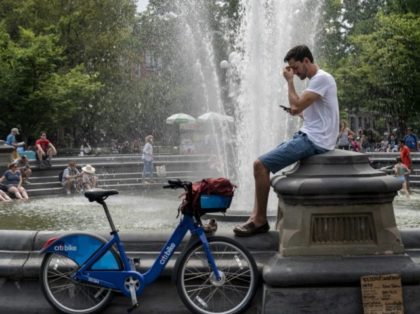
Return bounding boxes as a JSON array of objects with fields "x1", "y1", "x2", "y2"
[{"x1": 199, "y1": 194, "x2": 233, "y2": 214}]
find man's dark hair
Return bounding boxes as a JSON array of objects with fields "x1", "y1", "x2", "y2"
[{"x1": 284, "y1": 45, "x2": 314, "y2": 63}]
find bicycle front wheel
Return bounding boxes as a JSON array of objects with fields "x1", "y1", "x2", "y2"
[
  {"x1": 40, "y1": 253, "x2": 113, "y2": 314},
  {"x1": 176, "y1": 236, "x2": 258, "y2": 314}
]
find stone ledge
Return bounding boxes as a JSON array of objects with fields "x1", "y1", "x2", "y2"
[
  {"x1": 263, "y1": 253, "x2": 420, "y2": 287},
  {"x1": 0, "y1": 230, "x2": 278, "y2": 279}
]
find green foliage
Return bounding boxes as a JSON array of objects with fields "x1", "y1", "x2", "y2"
[
  {"x1": 3, "y1": 0, "x2": 417, "y2": 147},
  {"x1": 349, "y1": 13, "x2": 420, "y2": 128},
  {"x1": 0, "y1": 0, "x2": 136, "y2": 145},
  {"x1": 0, "y1": 24, "x2": 102, "y2": 139},
  {"x1": 319, "y1": 0, "x2": 420, "y2": 132}
]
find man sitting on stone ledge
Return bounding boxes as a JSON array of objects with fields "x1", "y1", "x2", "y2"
[{"x1": 233, "y1": 45, "x2": 339, "y2": 237}]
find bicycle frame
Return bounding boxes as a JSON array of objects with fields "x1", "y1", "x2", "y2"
[{"x1": 41, "y1": 212, "x2": 221, "y2": 298}]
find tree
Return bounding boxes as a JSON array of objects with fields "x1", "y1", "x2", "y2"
[
  {"x1": 0, "y1": 25, "x2": 102, "y2": 143},
  {"x1": 0, "y1": 0, "x2": 137, "y2": 146},
  {"x1": 317, "y1": 0, "x2": 420, "y2": 131},
  {"x1": 346, "y1": 13, "x2": 420, "y2": 130}
]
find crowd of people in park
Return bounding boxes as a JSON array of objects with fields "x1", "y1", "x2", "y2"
[
  {"x1": 335, "y1": 121, "x2": 417, "y2": 198},
  {"x1": 1, "y1": 128, "x2": 58, "y2": 201},
  {"x1": 4, "y1": 128, "x2": 57, "y2": 167},
  {"x1": 0, "y1": 129, "x2": 158, "y2": 200},
  {"x1": 336, "y1": 122, "x2": 419, "y2": 153},
  {"x1": 0, "y1": 83, "x2": 420, "y2": 205}
]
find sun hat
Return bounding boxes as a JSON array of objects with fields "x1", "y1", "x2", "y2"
[
  {"x1": 145, "y1": 135, "x2": 153, "y2": 142},
  {"x1": 82, "y1": 164, "x2": 96, "y2": 174},
  {"x1": 8, "y1": 161, "x2": 18, "y2": 168},
  {"x1": 11, "y1": 127, "x2": 19, "y2": 135}
]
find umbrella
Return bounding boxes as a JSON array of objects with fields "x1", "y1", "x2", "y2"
[
  {"x1": 197, "y1": 112, "x2": 234, "y2": 123},
  {"x1": 166, "y1": 113, "x2": 196, "y2": 125}
]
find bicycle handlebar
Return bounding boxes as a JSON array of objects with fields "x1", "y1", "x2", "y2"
[
  {"x1": 163, "y1": 179, "x2": 192, "y2": 191},
  {"x1": 164, "y1": 179, "x2": 195, "y2": 215}
]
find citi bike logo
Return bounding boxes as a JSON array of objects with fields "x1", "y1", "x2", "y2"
[
  {"x1": 54, "y1": 243, "x2": 78, "y2": 252},
  {"x1": 160, "y1": 242, "x2": 176, "y2": 265}
]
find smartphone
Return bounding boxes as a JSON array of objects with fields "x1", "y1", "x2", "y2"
[{"x1": 279, "y1": 105, "x2": 291, "y2": 112}]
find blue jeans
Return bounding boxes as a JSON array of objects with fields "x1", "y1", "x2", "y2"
[
  {"x1": 259, "y1": 131, "x2": 329, "y2": 174},
  {"x1": 143, "y1": 160, "x2": 154, "y2": 178}
]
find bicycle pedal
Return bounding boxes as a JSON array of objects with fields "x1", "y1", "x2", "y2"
[{"x1": 129, "y1": 258, "x2": 141, "y2": 270}]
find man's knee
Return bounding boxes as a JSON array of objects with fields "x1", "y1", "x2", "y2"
[{"x1": 253, "y1": 159, "x2": 269, "y2": 175}]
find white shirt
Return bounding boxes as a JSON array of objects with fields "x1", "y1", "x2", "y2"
[
  {"x1": 300, "y1": 69, "x2": 339, "y2": 150},
  {"x1": 142, "y1": 142, "x2": 153, "y2": 162}
]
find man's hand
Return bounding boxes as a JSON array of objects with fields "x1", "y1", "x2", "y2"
[{"x1": 283, "y1": 66, "x2": 294, "y2": 82}]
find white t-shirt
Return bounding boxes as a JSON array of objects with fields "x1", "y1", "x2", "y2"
[
  {"x1": 300, "y1": 69, "x2": 339, "y2": 150},
  {"x1": 142, "y1": 142, "x2": 153, "y2": 162}
]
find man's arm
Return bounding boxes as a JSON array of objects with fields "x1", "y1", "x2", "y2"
[
  {"x1": 62, "y1": 168, "x2": 69, "y2": 180},
  {"x1": 48, "y1": 142, "x2": 57, "y2": 154},
  {"x1": 283, "y1": 67, "x2": 320, "y2": 115},
  {"x1": 286, "y1": 81, "x2": 320, "y2": 115},
  {"x1": 36, "y1": 143, "x2": 44, "y2": 154}
]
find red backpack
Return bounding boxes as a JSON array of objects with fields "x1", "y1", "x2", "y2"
[{"x1": 181, "y1": 178, "x2": 237, "y2": 215}]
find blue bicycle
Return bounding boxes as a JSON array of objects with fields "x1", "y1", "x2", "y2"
[{"x1": 39, "y1": 179, "x2": 258, "y2": 314}]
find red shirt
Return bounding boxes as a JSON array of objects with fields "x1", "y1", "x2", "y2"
[
  {"x1": 36, "y1": 138, "x2": 51, "y2": 152},
  {"x1": 400, "y1": 145, "x2": 412, "y2": 168}
]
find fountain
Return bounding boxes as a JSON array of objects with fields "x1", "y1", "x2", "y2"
[
  {"x1": 171, "y1": 0, "x2": 324, "y2": 211},
  {"x1": 229, "y1": 0, "x2": 323, "y2": 209},
  {"x1": 170, "y1": 0, "x2": 234, "y2": 178}
]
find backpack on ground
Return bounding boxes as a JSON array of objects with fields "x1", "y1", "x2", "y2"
[
  {"x1": 58, "y1": 169, "x2": 64, "y2": 182},
  {"x1": 181, "y1": 178, "x2": 236, "y2": 216}
]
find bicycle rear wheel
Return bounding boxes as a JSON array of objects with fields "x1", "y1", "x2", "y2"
[
  {"x1": 40, "y1": 252, "x2": 114, "y2": 314},
  {"x1": 176, "y1": 236, "x2": 258, "y2": 314}
]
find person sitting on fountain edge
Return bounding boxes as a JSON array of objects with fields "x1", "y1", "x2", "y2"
[{"x1": 233, "y1": 45, "x2": 339, "y2": 237}]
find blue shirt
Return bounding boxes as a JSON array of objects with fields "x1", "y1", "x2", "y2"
[
  {"x1": 3, "y1": 170, "x2": 21, "y2": 186},
  {"x1": 403, "y1": 134, "x2": 418, "y2": 151},
  {"x1": 6, "y1": 134, "x2": 16, "y2": 146}
]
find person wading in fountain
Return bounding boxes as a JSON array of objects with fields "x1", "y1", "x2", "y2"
[{"x1": 234, "y1": 45, "x2": 339, "y2": 237}]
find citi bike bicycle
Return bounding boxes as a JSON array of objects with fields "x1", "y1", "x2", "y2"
[{"x1": 39, "y1": 179, "x2": 258, "y2": 314}]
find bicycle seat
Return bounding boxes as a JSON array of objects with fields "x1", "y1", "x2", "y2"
[{"x1": 84, "y1": 189, "x2": 119, "y2": 202}]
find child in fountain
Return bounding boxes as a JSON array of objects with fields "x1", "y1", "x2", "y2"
[
  {"x1": 16, "y1": 155, "x2": 32, "y2": 184},
  {"x1": 393, "y1": 157, "x2": 410, "y2": 197}
]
